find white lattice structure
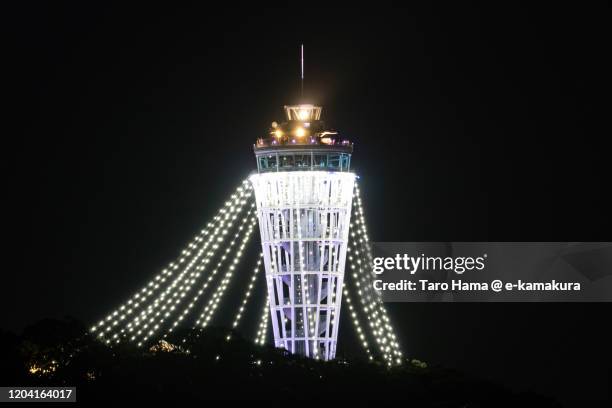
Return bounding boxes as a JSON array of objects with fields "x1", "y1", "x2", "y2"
[{"x1": 250, "y1": 171, "x2": 355, "y2": 360}]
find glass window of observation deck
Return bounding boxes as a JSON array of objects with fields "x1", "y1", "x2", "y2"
[
  {"x1": 294, "y1": 154, "x2": 311, "y2": 168},
  {"x1": 258, "y1": 155, "x2": 277, "y2": 171},
  {"x1": 313, "y1": 154, "x2": 327, "y2": 168},
  {"x1": 341, "y1": 154, "x2": 350, "y2": 170},
  {"x1": 280, "y1": 155, "x2": 295, "y2": 169},
  {"x1": 328, "y1": 154, "x2": 341, "y2": 170}
]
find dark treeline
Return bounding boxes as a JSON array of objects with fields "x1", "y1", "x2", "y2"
[{"x1": 1, "y1": 318, "x2": 560, "y2": 405}]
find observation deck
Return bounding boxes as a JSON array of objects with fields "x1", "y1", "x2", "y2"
[{"x1": 254, "y1": 104, "x2": 353, "y2": 173}]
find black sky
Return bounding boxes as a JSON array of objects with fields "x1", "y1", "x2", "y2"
[{"x1": 3, "y1": 3, "x2": 612, "y2": 406}]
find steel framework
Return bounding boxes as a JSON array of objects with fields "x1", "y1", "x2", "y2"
[{"x1": 250, "y1": 171, "x2": 355, "y2": 359}]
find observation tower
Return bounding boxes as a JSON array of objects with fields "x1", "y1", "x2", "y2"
[{"x1": 250, "y1": 104, "x2": 355, "y2": 360}]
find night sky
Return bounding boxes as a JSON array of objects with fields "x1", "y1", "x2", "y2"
[{"x1": 4, "y1": 3, "x2": 612, "y2": 406}]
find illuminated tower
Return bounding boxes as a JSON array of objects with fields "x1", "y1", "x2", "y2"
[{"x1": 250, "y1": 104, "x2": 355, "y2": 360}]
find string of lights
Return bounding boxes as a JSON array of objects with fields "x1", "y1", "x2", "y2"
[
  {"x1": 190, "y1": 206, "x2": 255, "y2": 329},
  {"x1": 160, "y1": 203, "x2": 256, "y2": 338},
  {"x1": 351, "y1": 183, "x2": 403, "y2": 365},
  {"x1": 255, "y1": 295, "x2": 270, "y2": 345},
  {"x1": 90, "y1": 179, "x2": 251, "y2": 342},
  {"x1": 91, "y1": 226, "x2": 213, "y2": 340},
  {"x1": 226, "y1": 253, "x2": 263, "y2": 341},
  {"x1": 125, "y1": 187, "x2": 253, "y2": 346},
  {"x1": 347, "y1": 236, "x2": 390, "y2": 363},
  {"x1": 342, "y1": 284, "x2": 373, "y2": 361},
  {"x1": 198, "y1": 212, "x2": 258, "y2": 328},
  {"x1": 353, "y1": 186, "x2": 403, "y2": 364},
  {"x1": 98, "y1": 182, "x2": 251, "y2": 344},
  {"x1": 347, "y1": 194, "x2": 397, "y2": 363}
]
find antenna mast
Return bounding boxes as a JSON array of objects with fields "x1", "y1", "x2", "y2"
[{"x1": 300, "y1": 44, "x2": 304, "y2": 99}]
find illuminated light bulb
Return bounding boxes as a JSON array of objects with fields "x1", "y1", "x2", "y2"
[{"x1": 295, "y1": 127, "x2": 306, "y2": 137}]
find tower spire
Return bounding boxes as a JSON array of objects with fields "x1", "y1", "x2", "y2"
[{"x1": 300, "y1": 44, "x2": 304, "y2": 99}]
